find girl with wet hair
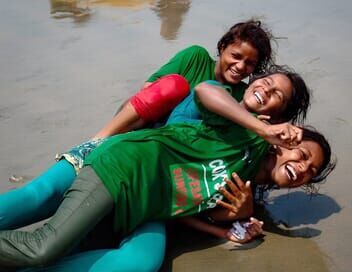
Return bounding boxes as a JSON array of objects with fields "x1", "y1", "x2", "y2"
[
  {"x1": 217, "y1": 20, "x2": 273, "y2": 75},
  {"x1": 0, "y1": 20, "x2": 316, "y2": 271},
  {"x1": 0, "y1": 75, "x2": 335, "y2": 269}
]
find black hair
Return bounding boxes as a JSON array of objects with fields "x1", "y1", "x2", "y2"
[
  {"x1": 301, "y1": 126, "x2": 336, "y2": 184},
  {"x1": 249, "y1": 64, "x2": 311, "y2": 125},
  {"x1": 217, "y1": 20, "x2": 273, "y2": 74},
  {"x1": 255, "y1": 126, "x2": 336, "y2": 199}
]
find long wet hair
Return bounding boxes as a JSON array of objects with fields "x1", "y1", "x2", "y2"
[
  {"x1": 249, "y1": 64, "x2": 311, "y2": 125},
  {"x1": 256, "y1": 126, "x2": 336, "y2": 197},
  {"x1": 217, "y1": 20, "x2": 273, "y2": 74},
  {"x1": 302, "y1": 126, "x2": 336, "y2": 185}
]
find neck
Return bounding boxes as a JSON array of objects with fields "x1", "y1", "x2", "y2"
[
  {"x1": 214, "y1": 61, "x2": 224, "y2": 83},
  {"x1": 253, "y1": 152, "x2": 275, "y2": 185}
]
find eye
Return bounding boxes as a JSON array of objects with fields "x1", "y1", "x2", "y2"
[
  {"x1": 299, "y1": 149, "x2": 308, "y2": 160},
  {"x1": 245, "y1": 60, "x2": 257, "y2": 68},
  {"x1": 274, "y1": 90, "x2": 283, "y2": 101},
  {"x1": 232, "y1": 53, "x2": 242, "y2": 59}
]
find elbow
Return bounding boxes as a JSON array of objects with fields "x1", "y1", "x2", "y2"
[{"x1": 194, "y1": 82, "x2": 209, "y2": 95}]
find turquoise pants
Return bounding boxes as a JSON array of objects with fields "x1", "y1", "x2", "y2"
[{"x1": 0, "y1": 160, "x2": 165, "y2": 271}]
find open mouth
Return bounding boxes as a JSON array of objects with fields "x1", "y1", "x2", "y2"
[
  {"x1": 254, "y1": 91, "x2": 264, "y2": 105},
  {"x1": 285, "y1": 164, "x2": 297, "y2": 181},
  {"x1": 229, "y1": 67, "x2": 240, "y2": 77}
]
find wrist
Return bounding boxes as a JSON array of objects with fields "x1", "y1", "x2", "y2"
[{"x1": 253, "y1": 120, "x2": 268, "y2": 138}]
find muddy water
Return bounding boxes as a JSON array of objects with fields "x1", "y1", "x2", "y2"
[{"x1": 0, "y1": 0, "x2": 351, "y2": 271}]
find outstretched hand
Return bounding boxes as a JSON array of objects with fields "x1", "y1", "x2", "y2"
[{"x1": 217, "y1": 172, "x2": 253, "y2": 219}]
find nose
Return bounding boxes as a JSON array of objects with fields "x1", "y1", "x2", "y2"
[
  {"x1": 235, "y1": 60, "x2": 246, "y2": 72},
  {"x1": 297, "y1": 160, "x2": 310, "y2": 173},
  {"x1": 263, "y1": 85, "x2": 274, "y2": 96}
]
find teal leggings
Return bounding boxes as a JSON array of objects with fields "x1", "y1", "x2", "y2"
[
  {"x1": 20, "y1": 222, "x2": 165, "y2": 272},
  {"x1": 0, "y1": 160, "x2": 166, "y2": 271}
]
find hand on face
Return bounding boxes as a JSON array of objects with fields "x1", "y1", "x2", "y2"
[{"x1": 260, "y1": 122, "x2": 303, "y2": 148}]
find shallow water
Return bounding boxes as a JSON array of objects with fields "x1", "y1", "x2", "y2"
[{"x1": 0, "y1": 0, "x2": 352, "y2": 271}]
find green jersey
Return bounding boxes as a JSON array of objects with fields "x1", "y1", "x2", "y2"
[
  {"x1": 147, "y1": 45, "x2": 246, "y2": 93},
  {"x1": 85, "y1": 108, "x2": 269, "y2": 236},
  {"x1": 148, "y1": 45, "x2": 247, "y2": 123}
]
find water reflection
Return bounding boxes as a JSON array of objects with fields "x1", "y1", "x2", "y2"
[
  {"x1": 151, "y1": 0, "x2": 191, "y2": 40},
  {"x1": 50, "y1": 0, "x2": 92, "y2": 21},
  {"x1": 92, "y1": 0, "x2": 154, "y2": 8},
  {"x1": 49, "y1": 0, "x2": 191, "y2": 40}
]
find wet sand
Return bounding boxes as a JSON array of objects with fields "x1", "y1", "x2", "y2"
[{"x1": 1, "y1": 0, "x2": 352, "y2": 271}]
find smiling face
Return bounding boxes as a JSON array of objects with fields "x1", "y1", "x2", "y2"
[
  {"x1": 258, "y1": 140, "x2": 324, "y2": 188},
  {"x1": 242, "y1": 73, "x2": 293, "y2": 118},
  {"x1": 215, "y1": 40, "x2": 259, "y2": 85}
]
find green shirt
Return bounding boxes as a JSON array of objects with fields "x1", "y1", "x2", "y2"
[
  {"x1": 148, "y1": 45, "x2": 247, "y2": 124},
  {"x1": 85, "y1": 106, "x2": 269, "y2": 236},
  {"x1": 147, "y1": 45, "x2": 217, "y2": 90}
]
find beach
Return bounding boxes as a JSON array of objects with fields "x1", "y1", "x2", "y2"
[{"x1": 0, "y1": 0, "x2": 352, "y2": 271}]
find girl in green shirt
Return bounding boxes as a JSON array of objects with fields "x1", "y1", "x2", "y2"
[{"x1": 0, "y1": 71, "x2": 335, "y2": 269}]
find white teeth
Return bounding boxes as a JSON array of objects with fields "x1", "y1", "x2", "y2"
[
  {"x1": 254, "y1": 91, "x2": 264, "y2": 104},
  {"x1": 230, "y1": 68, "x2": 238, "y2": 75},
  {"x1": 285, "y1": 165, "x2": 297, "y2": 181}
]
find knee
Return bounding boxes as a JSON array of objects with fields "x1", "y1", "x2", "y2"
[
  {"x1": 158, "y1": 74, "x2": 190, "y2": 99},
  {"x1": 130, "y1": 74, "x2": 190, "y2": 122},
  {"x1": 25, "y1": 248, "x2": 59, "y2": 267},
  {"x1": 0, "y1": 230, "x2": 64, "y2": 268}
]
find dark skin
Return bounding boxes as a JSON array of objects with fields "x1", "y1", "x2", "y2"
[
  {"x1": 218, "y1": 173, "x2": 254, "y2": 218},
  {"x1": 181, "y1": 172, "x2": 263, "y2": 244}
]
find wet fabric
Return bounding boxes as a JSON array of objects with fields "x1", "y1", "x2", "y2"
[
  {"x1": 0, "y1": 167, "x2": 114, "y2": 268},
  {"x1": 20, "y1": 222, "x2": 166, "y2": 272},
  {"x1": 0, "y1": 160, "x2": 76, "y2": 230},
  {"x1": 85, "y1": 122, "x2": 269, "y2": 236}
]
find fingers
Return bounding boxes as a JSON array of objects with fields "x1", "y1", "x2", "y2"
[
  {"x1": 223, "y1": 176, "x2": 242, "y2": 198},
  {"x1": 217, "y1": 172, "x2": 253, "y2": 216},
  {"x1": 245, "y1": 217, "x2": 264, "y2": 238},
  {"x1": 219, "y1": 175, "x2": 251, "y2": 204},
  {"x1": 227, "y1": 218, "x2": 264, "y2": 244},
  {"x1": 218, "y1": 181, "x2": 241, "y2": 203},
  {"x1": 294, "y1": 127, "x2": 303, "y2": 144},
  {"x1": 276, "y1": 124, "x2": 303, "y2": 147},
  {"x1": 231, "y1": 172, "x2": 245, "y2": 190},
  {"x1": 257, "y1": 114, "x2": 271, "y2": 121},
  {"x1": 217, "y1": 199, "x2": 239, "y2": 213}
]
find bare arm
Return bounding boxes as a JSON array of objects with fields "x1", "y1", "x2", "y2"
[
  {"x1": 194, "y1": 82, "x2": 302, "y2": 147},
  {"x1": 179, "y1": 215, "x2": 263, "y2": 243},
  {"x1": 92, "y1": 82, "x2": 154, "y2": 140},
  {"x1": 92, "y1": 101, "x2": 146, "y2": 140},
  {"x1": 195, "y1": 82, "x2": 267, "y2": 136},
  {"x1": 179, "y1": 216, "x2": 228, "y2": 239}
]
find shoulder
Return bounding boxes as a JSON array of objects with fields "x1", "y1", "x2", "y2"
[{"x1": 176, "y1": 45, "x2": 212, "y2": 58}]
